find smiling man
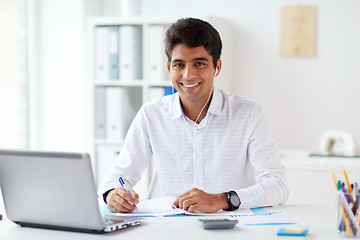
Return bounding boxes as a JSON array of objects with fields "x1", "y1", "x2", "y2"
[
  {"x1": 99, "y1": 18, "x2": 289, "y2": 214},
  {"x1": 168, "y1": 44, "x2": 219, "y2": 124}
]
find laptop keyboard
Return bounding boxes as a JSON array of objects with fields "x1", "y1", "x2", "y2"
[
  {"x1": 101, "y1": 215, "x2": 141, "y2": 232},
  {"x1": 102, "y1": 216, "x2": 126, "y2": 226}
]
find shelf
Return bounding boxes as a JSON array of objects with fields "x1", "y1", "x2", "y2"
[
  {"x1": 94, "y1": 80, "x2": 173, "y2": 87},
  {"x1": 88, "y1": 16, "x2": 178, "y2": 27},
  {"x1": 146, "y1": 81, "x2": 172, "y2": 87},
  {"x1": 95, "y1": 139, "x2": 124, "y2": 146},
  {"x1": 94, "y1": 80, "x2": 144, "y2": 87}
]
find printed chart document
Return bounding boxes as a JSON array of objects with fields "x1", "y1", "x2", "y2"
[
  {"x1": 102, "y1": 196, "x2": 254, "y2": 217},
  {"x1": 239, "y1": 207, "x2": 306, "y2": 226}
]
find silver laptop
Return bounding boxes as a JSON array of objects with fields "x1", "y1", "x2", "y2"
[{"x1": 0, "y1": 149, "x2": 141, "y2": 233}]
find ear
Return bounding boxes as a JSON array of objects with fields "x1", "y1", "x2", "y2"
[
  {"x1": 214, "y1": 59, "x2": 222, "y2": 77},
  {"x1": 167, "y1": 61, "x2": 171, "y2": 74}
]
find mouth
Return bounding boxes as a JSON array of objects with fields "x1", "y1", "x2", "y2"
[{"x1": 181, "y1": 82, "x2": 201, "y2": 89}]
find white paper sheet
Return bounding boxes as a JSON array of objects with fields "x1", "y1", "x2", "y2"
[{"x1": 103, "y1": 196, "x2": 254, "y2": 217}]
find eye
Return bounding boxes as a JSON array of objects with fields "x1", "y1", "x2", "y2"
[
  {"x1": 172, "y1": 62, "x2": 184, "y2": 69},
  {"x1": 195, "y1": 62, "x2": 206, "y2": 67}
]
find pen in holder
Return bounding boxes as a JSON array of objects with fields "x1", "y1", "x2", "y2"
[{"x1": 337, "y1": 190, "x2": 360, "y2": 237}]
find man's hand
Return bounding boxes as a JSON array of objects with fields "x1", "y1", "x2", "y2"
[
  {"x1": 106, "y1": 187, "x2": 139, "y2": 213},
  {"x1": 173, "y1": 187, "x2": 228, "y2": 213}
]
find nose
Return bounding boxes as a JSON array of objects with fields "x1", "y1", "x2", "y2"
[{"x1": 183, "y1": 65, "x2": 196, "y2": 79}]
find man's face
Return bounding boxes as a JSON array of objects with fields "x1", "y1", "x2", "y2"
[{"x1": 167, "y1": 44, "x2": 221, "y2": 106}]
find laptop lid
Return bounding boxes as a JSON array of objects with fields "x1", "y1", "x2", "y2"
[{"x1": 0, "y1": 149, "x2": 140, "y2": 233}]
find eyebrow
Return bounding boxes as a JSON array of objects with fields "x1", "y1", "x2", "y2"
[{"x1": 171, "y1": 57, "x2": 209, "y2": 64}]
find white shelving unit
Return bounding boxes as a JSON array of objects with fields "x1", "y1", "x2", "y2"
[
  {"x1": 87, "y1": 16, "x2": 232, "y2": 197},
  {"x1": 87, "y1": 17, "x2": 178, "y2": 196}
]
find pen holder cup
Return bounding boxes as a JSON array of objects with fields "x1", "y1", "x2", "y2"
[{"x1": 337, "y1": 191, "x2": 360, "y2": 237}]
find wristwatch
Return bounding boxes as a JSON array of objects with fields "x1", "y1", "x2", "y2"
[{"x1": 223, "y1": 191, "x2": 241, "y2": 211}]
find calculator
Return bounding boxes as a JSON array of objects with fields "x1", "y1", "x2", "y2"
[{"x1": 197, "y1": 218, "x2": 238, "y2": 229}]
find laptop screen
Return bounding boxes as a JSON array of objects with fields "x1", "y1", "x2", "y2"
[{"x1": 0, "y1": 150, "x2": 104, "y2": 231}]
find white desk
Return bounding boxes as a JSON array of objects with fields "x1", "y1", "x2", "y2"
[
  {"x1": 0, "y1": 203, "x2": 345, "y2": 240},
  {"x1": 0, "y1": 153, "x2": 350, "y2": 240}
]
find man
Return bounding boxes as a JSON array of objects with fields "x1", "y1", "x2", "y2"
[{"x1": 99, "y1": 17, "x2": 288, "y2": 213}]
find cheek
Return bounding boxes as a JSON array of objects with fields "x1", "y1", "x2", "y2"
[
  {"x1": 169, "y1": 71, "x2": 181, "y2": 81},
  {"x1": 202, "y1": 72, "x2": 215, "y2": 81}
]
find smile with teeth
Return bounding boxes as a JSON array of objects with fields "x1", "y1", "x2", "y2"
[{"x1": 182, "y1": 82, "x2": 200, "y2": 88}]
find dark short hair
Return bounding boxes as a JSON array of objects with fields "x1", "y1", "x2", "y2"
[{"x1": 164, "y1": 18, "x2": 222, "y2": 68}]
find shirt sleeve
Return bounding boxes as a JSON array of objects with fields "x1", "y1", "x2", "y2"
[
  {"x1": 235, "y1": 109, "x2": 289, "y2": 209},
  {"x1": 97, "y1": 106, "x2": 152, "y2": 198}
]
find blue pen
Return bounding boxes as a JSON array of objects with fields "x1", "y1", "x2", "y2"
[
  {"x1": 119, "y1": 177, "x2": 130, "y2": 194},
  {"x1": 342, "y1": 182, "x2": 346, "y2": 192},
  {"x1": 119, "y1": 177, "x2": 138, "y2": 210}
]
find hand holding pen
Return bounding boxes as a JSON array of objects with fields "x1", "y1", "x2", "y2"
[
  {"x1": 105, "y1": 177, "x2": 139, "y2": 213},
  {"x1": 119, "y1": 177, "x2": 138, "y2": 211}
]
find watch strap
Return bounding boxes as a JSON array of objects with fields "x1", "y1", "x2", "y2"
[{"x1": 223, "y1": 190, "x2": 240, "y2": 211}]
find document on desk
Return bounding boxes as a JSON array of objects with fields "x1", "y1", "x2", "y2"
[
  {"x1": 101, "y1": 196, "x2": 254, "y2": 217},
  {"x1": 101, "y1": 198, "x2": 304, "y2": 225},
  {"x1": 239, "y1": 207, "x2": 306, "y2": 226}
]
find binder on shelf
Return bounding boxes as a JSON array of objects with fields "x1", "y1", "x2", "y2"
[
  {"x1": 148, "y1": 25, "x2": 168, "y2": 81},
  {"x1": 119, "y1": 25, "x2": 143, "y2": 80},
  {"x1": 121, "y1": 87, "x2": 143, "y2": 134},
  {"x1": 105, "y1": 87, "x2": 124, "y2": 141},
  {"x1": 95, "y1": 27, "x2": 108, "y2": 80},
  {"x1": 148, "y1": 87, "x2": 177, "y2": 102},
  {"x1": 95, "y1": 87, "x2": 106, "y2": 139},
  {"x1": 164, "y1": 87, "x2": 176, "y2": 96},
  {"x1": 105, "y1": 87, "x2": 143, "y2": 141},
  {"x1": 108, "y1": 26, "x2": 120, "y2": 80},
  {"x1": 95, "y1": 26, "x2": 120, "y2": 80}
]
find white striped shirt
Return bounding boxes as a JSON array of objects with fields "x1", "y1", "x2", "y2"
[{"x1": 99, "y1": 87, "x2": 289, "y2": 208}]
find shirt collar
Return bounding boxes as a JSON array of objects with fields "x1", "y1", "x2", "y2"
[
  {"x1": 172, "y1": 92, "x2": 183, "y2": 120},
  {"x1": 207, "y1": 87, "x2": 223, "y2": 116},
  {"x1": 172, "y1": 87, "x2": 223, "y2": 120}
]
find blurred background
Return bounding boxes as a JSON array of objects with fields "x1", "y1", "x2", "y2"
[{"x1": 1, "y1": 0, "x2": 359, "y2": 153}]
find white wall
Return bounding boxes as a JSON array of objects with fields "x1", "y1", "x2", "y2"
[
  {"x1": 0, "y1": 0, "x2": 27, "y2": 149},
  {"x1": 31, "y1": 0, "x2": 360, "y2": 152},
  {"x1": 142, "y1": 0, "x2": 360, "y2": 151},
  {"x1": 28, "y1": 0, "x2": 99, "y2": 151}
]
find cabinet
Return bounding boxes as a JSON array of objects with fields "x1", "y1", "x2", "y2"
[
  {"x1": 87, "y1": 16, "x2": 232, "y2": 196},
  {"x1": 280, "y1": 150, "x2": 360, "y2": 206}
]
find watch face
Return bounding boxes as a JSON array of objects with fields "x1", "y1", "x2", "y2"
[{"x1": 230, "y1": 194, "x2": 240, "y2": 207}]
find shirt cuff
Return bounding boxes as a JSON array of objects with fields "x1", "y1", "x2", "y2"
[
  {"x1": 235, "y1": 189, "x2": 253, "y2": 209},
  {"x1": 102, "y1": 189, "x2": 114, "y2": 203}
]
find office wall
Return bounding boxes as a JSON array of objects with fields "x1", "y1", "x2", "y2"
[
  {"x1": 31, "y1": 0, "x2": 360, "y2": 152},
  {"x1": 28, "y1": 0, "x2": 98, "y2": 151},
  {"x1": 0, "y1": 0, "x2": 27, "y2": 149},
  {"x1": 142, "y1": 0, "x2": 360, "y2": 151}
]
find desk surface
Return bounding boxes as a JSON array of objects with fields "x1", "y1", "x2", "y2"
[{"x1": 0, "y1": 204, "x2": 345, "y2": 240}]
